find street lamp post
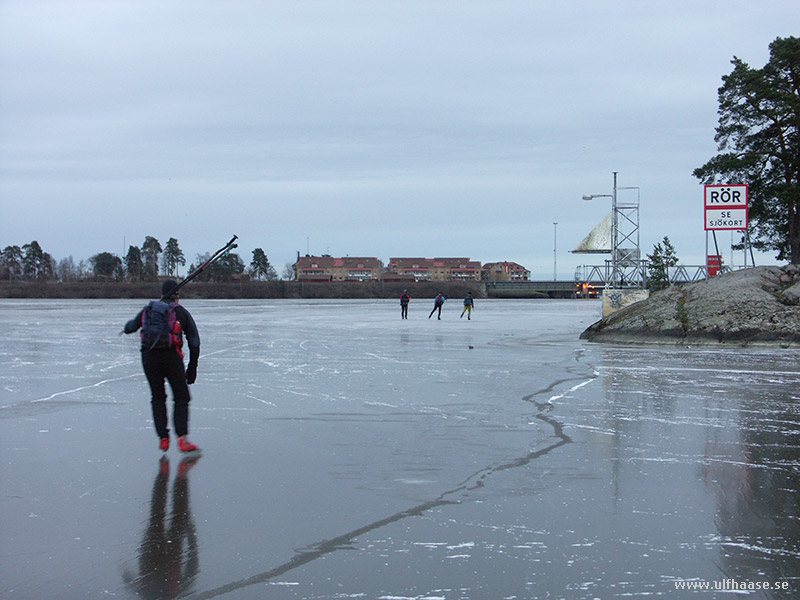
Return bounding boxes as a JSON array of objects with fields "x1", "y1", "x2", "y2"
[
  {"x1": 583, "y1": 172, "x2": 641, "y2": 288},
  {"x1": 553, "y1": 222, "x2": 558, "y2": 282},
  {"x1": 582, "y1": 172, "x2": 618, "y2": 287}
]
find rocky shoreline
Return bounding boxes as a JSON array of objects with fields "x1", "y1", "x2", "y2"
[{"x1": 581, "y1": 265, "x2": 800, "y2": 347}]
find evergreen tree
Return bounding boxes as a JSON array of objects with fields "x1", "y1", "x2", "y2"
[
  {"x1": 21, "y1": 241, "x2": 52, "y2": 281},
  {"x1": 1, "y1": 245, "x2": 23, "y2": 280},
  {"x1": 214, "y1": 252, "x2": 245, "y2": 281},
  {"x1": 693, "y1": 36, "x2": 800, "y2": 264},
  {"x1": 124, "y1": 246, "x2": 144, "y2": 280},
  {"x1": 163, "y1": 237, "x2": 185, "y2": 277},
  {"x1": 42, "y1": 252, "x2": 55, "y2": 281},
  {"x1": 195, "y1": 251, "x2": 245, "y2": 282},
  {"x1": 646, "y1": 237, "x2": 679, "y2": 291},
  {"x1": 90, "y1": 252, "x2": 123, "y2": 280},
  {"x1": 141, "y1": 236, "x2": 162, "y2": 280},
  {"x1": 250, "y1": 248, "x2": 271, "y2": 280}
]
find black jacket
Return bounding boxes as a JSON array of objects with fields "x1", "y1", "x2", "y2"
[{"x1": 125, "y1": 302, "x2": 200, "y2": 365}]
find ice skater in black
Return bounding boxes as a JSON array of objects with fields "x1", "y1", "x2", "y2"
[
  {"x1": 400, "y1": 290, "x2": 410, "y2": 319},
  {"x1": 125, "y1": 280, "x2": 201, "y2": 453}
]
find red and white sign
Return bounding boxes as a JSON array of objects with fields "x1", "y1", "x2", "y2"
[
  {"x1": 707, "y1": 255, "x2": 721, "y2": 277},
  {"x1": 704, "y1": 184, "x2": 748, "y2": 230}
]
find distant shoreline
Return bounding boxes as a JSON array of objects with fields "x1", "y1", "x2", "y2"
[{"x1": 0, "y1": 280, "x2": 491, "y2": 300}]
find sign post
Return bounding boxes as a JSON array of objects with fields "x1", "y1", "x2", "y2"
[
  {"x1": 704, "y1": 184, "x2": 748, "y2": 277},
  {"x1": 704, "y1": 184, "x2": 748, "y2": 231}
]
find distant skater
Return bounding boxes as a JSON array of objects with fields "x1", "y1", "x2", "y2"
[
  {"x1": 460, "y1": 292, "x2": 474, "y2": 319},
  {"x1": 124, "y1": 280, "x2": 201, "y2": 454},
  {"x1": 400, "y1": 290, "x2": 410, "y2": 319},
  {"x1": 428, "y1": 292, "x2": 445, "y2": 319}
]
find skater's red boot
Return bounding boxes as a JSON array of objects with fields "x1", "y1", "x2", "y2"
[
  {"x1": 178, "y1": 436, "x2": 199, "y2": 453},
  {"x1": 159, "y1": 437, "x2": 170, "y2": 452}
]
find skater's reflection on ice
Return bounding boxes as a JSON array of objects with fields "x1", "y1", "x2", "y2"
[{"x1": 123, "y1": 456, "x2": 201, "y2": 599}]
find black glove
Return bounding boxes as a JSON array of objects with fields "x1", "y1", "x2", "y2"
[{"x1": 186, "y1": 361, "x2": 197, "y2": 385}]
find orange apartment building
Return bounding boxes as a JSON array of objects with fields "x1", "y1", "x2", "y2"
[
  {"x1": 482, "y1": 261, "x2": 531, "y2": 282},
  {"x1": 296, "y1": 255, "x2": 529, "y2": 283},
  {"x1": 386, "y1": 257, "x2": 482, "y2": 281},
  {"x1": 296, "y1": 255, "x2": 383, "y2": 282}
]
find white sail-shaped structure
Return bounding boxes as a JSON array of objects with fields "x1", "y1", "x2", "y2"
[{"x1": 572, "y1": 213, "x2": 612, "y2": 254}]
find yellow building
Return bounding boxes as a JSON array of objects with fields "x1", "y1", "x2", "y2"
[
  {"x1": 482, "y1": 261, "x2": 531, "y2": 282},
  {"x1": 296, "y1": 255, "x2": 383, "y2": 281},
  {"x1": 387, "y1": 258, "x2": 482, "y2": 281}
]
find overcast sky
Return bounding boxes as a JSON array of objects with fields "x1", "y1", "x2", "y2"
[{"x1": 1, "y1": 0, "x2": 798, "y2": 279}]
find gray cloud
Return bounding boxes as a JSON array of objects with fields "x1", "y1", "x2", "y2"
[{"x1": 2, "y1": 0, "x2": 797, "y2": 276}]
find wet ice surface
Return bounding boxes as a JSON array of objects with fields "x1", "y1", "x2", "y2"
[{"x1": 1, "y1": 298, "x2": 798, "y2": 599}]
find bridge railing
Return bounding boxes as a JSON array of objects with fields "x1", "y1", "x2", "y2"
[
  {"x1": 574, "y1": 261, "x2": 735, "y2": 288},
  {"x1": 485, "y1": 263, "x2": 741, "y2": 298}
]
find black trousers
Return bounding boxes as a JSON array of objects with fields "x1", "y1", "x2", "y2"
[{"x1": 142, "y1": 349, "x2": 190, "y2": 438}]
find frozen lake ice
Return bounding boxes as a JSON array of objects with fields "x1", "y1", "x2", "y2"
[{"x1": 1, "y1": 298, "x2": 798, "y2": 599}]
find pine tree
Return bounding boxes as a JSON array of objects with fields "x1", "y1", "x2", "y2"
[
  {"x1": 163, "y1": 238, "x2": 185, "y2": 277},
  {"x1": 124, "y1": 246, "x2": 144, "y2": 281},
  {"x1": 250, "y1": 248, "x2": 270, "y2": 280},
  {"x1": 90, "y1": 252, "x2": 122, "y2": 280},
  {"x1": 646, "y1": 237, "x2": 679, "y2": 291},
  {"x1": 693, "y1": 36, "x2": 800, "y2": 264},
  {"x1": 141, "y1": 236, "x2": 162, "y2": 281},
  {"x1": 1, "y1": 245, "x2": 23, "y2": 280},
  {"x1": 21, "y1": 241, "x2": 53, "y2": 281}
]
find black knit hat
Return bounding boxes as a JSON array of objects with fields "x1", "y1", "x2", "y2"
[{"x1": 161, "y1": 280, "x2": 179, "y2": 299}]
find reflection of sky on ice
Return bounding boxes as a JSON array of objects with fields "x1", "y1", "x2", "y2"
[{"x1": 0, "y1": 299, "x2": 798, "y2": 599}]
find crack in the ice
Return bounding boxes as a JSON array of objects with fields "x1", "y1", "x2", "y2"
[
  {"x1": 0, "y1": 373, "x2": 140, "y2": 417},
  {"x1": 186, "y1": 386, "x2": 579, "y2": 600}
]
